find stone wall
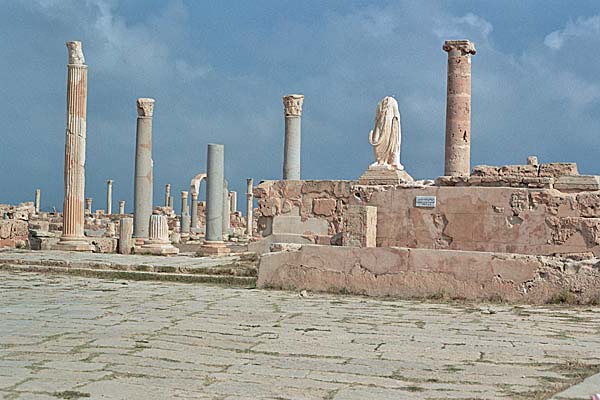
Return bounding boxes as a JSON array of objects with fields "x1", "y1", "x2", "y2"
[
  {"x1": 254, "y1": 178, "x2": 600, "y2": 257},
  {"x1": 0, "y1": 203, "x2": 33, "y2": 248},
  {"x1": 257, "y1": 245, "x2": 600, "y2": 304}
]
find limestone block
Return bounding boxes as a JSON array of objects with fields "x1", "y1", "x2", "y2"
[
  {"x1": 89, "y1": 237, "x2": 117, "y2": 253},
  {"x1": 312, "y1": 198, "x2": 337, "y2": 216},
  {"x1": 342, "y1": 205, "x2": 377, "y2": 247},
  {"x1": 498, "y1": 165, "x2": 538, "y2": 177},
  {"x1": 471, "y1": 165, "x2": 499, "y2": 176},
  {"x1": 271, "y1": 215, "x2": 329, "y2": 236},
  {"x1": 539, "y1": 163, "x2": 579, "y2": 178},
  {"x1": 358, "y1": 167, "x2": 413, "y2": 185},
  {"x1": 554, "y1": 175, "x2": 600, "y2": 193}
]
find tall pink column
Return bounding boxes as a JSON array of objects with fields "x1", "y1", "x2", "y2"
[
  {"x1": 443, "y1": 40, "x2": 476, "y2": 177},
  {"x1": 57, "y1": 41, "x2": 92, "y2": 251}
]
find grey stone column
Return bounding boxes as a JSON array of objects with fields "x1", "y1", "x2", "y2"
[
  {"x1": 165, "y1": 184, "x2": 171, "y2": 207},
  {"x1": 246, "y1": 178, "x2": 253, "y2": 237},
  {"x1": 282, "y1": 94, "x2": 304, "y2": 180},
  {"x1": 168, "y1": 196, "x2": 174, "y2": 209},
  {"x1": 222, "y1": 180, "x2": 230, "y2": 234},
  {"x1": 133, "y1": 98, "x2": 155, "y2": 239},
  {"x1": 106, "y1": 179, "x2": 113, "y2": 215},
  {"x1": 57, "y1": 41, "x2": 91, "y2": 251},
  {"x1": 200, "y1": 144, "x2": 230, "y2": 255},
  {"x1": 118, "y1": 200, "x2": 125, "y2": 215},
  {"x1": 190, "y1": 190, "x2": 198, "y2": 230},
  {"x1": 85, "y1": 198, "x2": 92, "y2": 215},
  {"x1": 118, "y1": 217, "x2": 133, "y2": 255},
  {"x1": 229, "y1": 191, "x2": 237, "y2": 213},
  {"x1": 180, "y1": 191, "x2": 190, "y2": 234},
  {"x1": 443, "y1": 40, "x2": 476, "y2": 177},
  {"x1": 34, "y1": 189, "x2": 41, "y2": 214}
]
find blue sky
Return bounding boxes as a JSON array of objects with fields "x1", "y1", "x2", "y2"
[{"x1": 1, "y1": 0, "x2": 600, "y2": 213}]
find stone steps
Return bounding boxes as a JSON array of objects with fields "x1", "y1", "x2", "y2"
[{"x1": 0, "y1": 250, "x2": 259, "y2": 287}]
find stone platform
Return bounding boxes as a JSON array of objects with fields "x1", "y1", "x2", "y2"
[{"x1": 0, "y1": 249, "x2": 257, "y2": 286}]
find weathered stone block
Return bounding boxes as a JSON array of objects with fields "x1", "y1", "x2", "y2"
[
  {"x1": 539, "y1": 163, "x2": 579, "y2": 178},
  {"x1": 312, "y1": 198, "x2": 337, "y2": 216},
  {"x1": 555, "y1": 175, "x2": 600, "y2": 192},
  {"x1": 342, "y1": 205, "x2": 377, "y2": 247}
]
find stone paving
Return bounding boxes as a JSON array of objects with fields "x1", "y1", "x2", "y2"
[{"x1": 1, "y1": 271, "x2": 599, "y2": 399}]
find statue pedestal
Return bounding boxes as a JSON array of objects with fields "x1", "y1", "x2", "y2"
[{"x1": 359, "y1": 166, "x2": 413, "y2": 185}]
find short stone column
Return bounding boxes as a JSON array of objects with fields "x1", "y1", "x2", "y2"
[
  {"x1": 85, "y1": 198, "x2": 92, "y2": 215},
  {"x1": 190, "y1": 190, "x2": 199, "y2": 230},
  {"x1": 246, "y1": 178, "x2": 253, "y2": 237},
  {"x1": 118, "y1": 200, "x2": 125, "y2": 215},
  {"x1": 282, "y1": 94, "x2": 304, "y2": 180},
  {"x1": 106, "y1": 179, "x2": 113, "y2": 214},
  {"x1": 34, "y1": 189, "x2": 41, "y2": 214},
  {"x1": 222, "y1": 180, "x2": 230, "y2": 234},
  {"x1": 165, "y1": 184, "x2": 171, "y2": 207},
  {"x1": 137, "y1": 214, "x2": 179, "y2": 255},
  {"x1": 443, "y1": 40, "x2": 476, "y2": 177},
  {"x1": 200, "y1": 144, "x2": 230, "y2": 255},
  {"x1": 229, "y1": 191, "x2": 237, "y2": 213},
  {"x1": 118, "y1": 217, "x2": 134, "y2": 254},
  {"x1": 180, "y1": 191, "x2": 191, "y2": 235},
  {"x1": 342, "y1": 205, "x2": 377, "y2": 247},
  {"x1": 57, "y1": 41, "x2": 92, "y2": 251},
  {"x1": 133, "y1": 98, "x2": 155, "y2": 240}
]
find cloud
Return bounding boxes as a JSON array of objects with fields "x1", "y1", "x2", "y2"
[{"x1": 544, "y1": 15, "x2": 600, "y2": 50}]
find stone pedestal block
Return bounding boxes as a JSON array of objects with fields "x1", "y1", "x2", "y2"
[{"x1": 359, "y1": 166, "x2": 413, "y2": 185}]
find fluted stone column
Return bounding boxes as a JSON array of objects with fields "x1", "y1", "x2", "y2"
[
  {"x1": 190, "y1": 190, "x2": 199, "y2": 230},
  {"x1": 57, "y1": 41, "x2": 91, "y2": 251},
  {"x1": 180, "y1": 191, "x2": 190, "y2": 235},
  {"x1": 133, "y1": 98, "x2": 155, "y2": 240},
  {"x1": 443, "y1": 40, "x2": 476, "y2": 177},
  {"x1": 200, "y1": 144, "x2": 230, "y2": 255},
  {"x1": 246, "y1": 178, "x2": 253, "y2": 237},
  {"x1": 222, "y1": 180, "x2": 230, "y2": 234},
  {"x1": 165, "y1": 184, "x2": 171, "y2": 207},
  {"x1": 34, "y1": 189, "x2": 41, "y2": 214},
  {"x1": 118, "y1": 217, "x2": 133, "y2": 254},
  {"x1": 106, "y1": 179, "x2": 113, "y2": 215},
  {"x1": 85, "y1": 198, "x2": 92, "y2": 215},
  {"x1": 138, "y1": 214, "x2": 179, "y2": 255},
  {"x1": 282, "y1": 94, "x2": 304, "y2": 180},
  {"x1": 119, "y1": 200, "x2": 125, "y2": 215}
]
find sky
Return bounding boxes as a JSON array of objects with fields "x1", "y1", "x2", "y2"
[{"x1": 1, "y1": 0, "x2": 600, "y2": 214}]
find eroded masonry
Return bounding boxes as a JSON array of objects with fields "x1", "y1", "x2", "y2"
[{"x1": 2, "y1": 39, "x2": 600, "y2": 304}]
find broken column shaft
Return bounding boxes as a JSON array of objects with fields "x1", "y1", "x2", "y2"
[
  {"x1": 106, "y1": 179, "x2": 113, "y2": 214},
  {"x1": 246, "y1": 178, "x2": 253, "y2": 237},
  {"x1": 200, "y1": 144, "x2": 230, "y2": 255},
  {"x1": 443, "y1": 40, "x2": 476, "y2": 177}
]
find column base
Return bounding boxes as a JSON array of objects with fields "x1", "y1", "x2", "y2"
[
  {"x1": 135, "y1": 240, "x2": 179, "y2": 256},
  {"x1": 53, "y1": 237, "x2": 93, "y2": 252},
  {"x1": 199, "y1": 241, "x2": 231, "y2": 256}
]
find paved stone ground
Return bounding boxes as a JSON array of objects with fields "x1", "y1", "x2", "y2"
[{"x1": 1, "y1": 271, "x2": 599, "y2": 400}]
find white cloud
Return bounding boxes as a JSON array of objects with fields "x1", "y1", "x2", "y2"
[{"x1": 544, "y1": 15, "x2": 600, "y2": 50}]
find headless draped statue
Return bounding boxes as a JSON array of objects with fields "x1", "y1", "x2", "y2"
[{"x1": 368, "y1": 96, "x2": 404, "y2": 171}]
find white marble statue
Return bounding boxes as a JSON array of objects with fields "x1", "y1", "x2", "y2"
[{"x1": 368, "y1": 96, "x2": 403, "y2": 170}]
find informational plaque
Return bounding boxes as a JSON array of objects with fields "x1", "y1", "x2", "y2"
[{"x1": 415, "y1": 196, "x2": 436, "y2": 208}]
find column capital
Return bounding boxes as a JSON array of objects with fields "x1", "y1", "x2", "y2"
[
  {"x1": 107, "y1": 179, "x2": 113, "y2": 185},
  {"x1": 66, "y1": 41, "x2": 86, "y2": 65},
  {"x1": 137, "y1": 98, "x2": 155, "y2": 117},
  {"x1": 283, "y1": 94, "x2": 304, "y2": 117},
  {"x1": 443, "y1": 40, "x2": 476, "y2": 56},
  {"x1": 181, "y1": 191, "x2": 189, "y2": 199}
]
